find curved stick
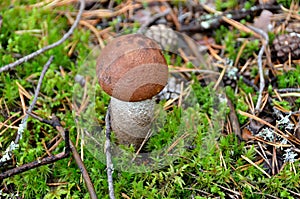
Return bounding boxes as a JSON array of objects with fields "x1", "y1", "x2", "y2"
[{"x1": 0, "y1": 0, "x2": 85, "y2": 73}]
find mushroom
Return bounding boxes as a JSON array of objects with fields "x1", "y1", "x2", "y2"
[{"x1": 96, "y1": 34, "x2": 168, "y2": 148}]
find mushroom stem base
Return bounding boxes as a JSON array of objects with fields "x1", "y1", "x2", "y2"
[{"x1": 110, "y1": 97, "x2": 155, "y2": 148}]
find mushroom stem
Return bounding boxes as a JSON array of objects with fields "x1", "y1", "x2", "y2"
[{"x1": 110, "y1": 97, "x2": 155, "y2": 148}]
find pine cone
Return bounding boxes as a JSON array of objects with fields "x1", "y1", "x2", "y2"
[
  {"x1": 145, "y1": 24, "x2": 178, "y2": 52},
  {"x1": 271, "y1": 34, "x2": 300, "y2": 63},
  {"x1": 156, "y1": 76, "x2": 184, "y2": 102},
  {"x1": 286, "y1": 21, "x2": 300, "y2": 33}
]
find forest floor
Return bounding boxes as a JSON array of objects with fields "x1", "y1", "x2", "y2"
[{"x1": 0, "y1": 0, "x2": 300, "y2": 198}]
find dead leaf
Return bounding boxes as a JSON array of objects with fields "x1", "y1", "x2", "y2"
[{"x1": 253, "y1": 10, "x2": 273, "y2": 33}]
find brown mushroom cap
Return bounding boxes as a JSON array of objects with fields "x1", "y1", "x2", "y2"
[{"x1": 96, "y1": 34, "x2": 168, "y2": 102}]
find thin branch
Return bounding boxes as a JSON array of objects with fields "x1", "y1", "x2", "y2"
[
  {"x1": 68, "y1": 134, "x2": 98, "y2": 199},
  {"x1": 276, "y1": 88, "x2": 300, "y2": 93},
  {"x1": 226, "y1": 94, "x2": 242, "y2": 140},
  {"x1": 137, "y1": 8, "x2": 171, "y2": 34},
  {"x1": 0, "y1": 131, "x2": 70, "y2": 180},
  {"x1": 255, "y1": 43, "x2": 266, "y2": 111},
  {"x1": 180, "y1": 4, "x2": 281, "y2": 32},
  {"x1": 105, "y1": 105, "x2": 116, "y2": 199},
  {"x1": 0, "y1": 152, "x2": 67, "y2": 180},
  {"x1": 0, "y1": 0, "x2": 85, "y2": 73},
  {"x1": 15, "y1": 56, "x2": 54, "y2": 143},
  {"x1": 29, "y1": 113, "x2": 98, "y2": 199},
  {"x1": 247, "y1": 25, "x2": 269, "y2": 112},
  {"x1": 0, "y1": 56, "x2": 53, "y2": 164},
  {"x1": 236, "y1": 73, "x2": 259, "y2": 91}
]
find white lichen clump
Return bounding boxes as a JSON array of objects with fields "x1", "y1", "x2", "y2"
[{"x1": 283, "y1": 148, "x2": 298, "y2": 163}]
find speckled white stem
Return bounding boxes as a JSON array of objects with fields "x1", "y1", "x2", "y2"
[{"x1": 110, "y1": 97, "x2": 155, "y2": 147}]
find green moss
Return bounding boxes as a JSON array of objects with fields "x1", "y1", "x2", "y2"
[
  {"x1": 215, "y1": 0, "x2": 238, "y2": 11},
  {"x1": 276, "y1": 0, "x2": 293, "y2": 8},
  {"x1": 1, "y1": 1, "x2": 300, "y2": 198},
  {"x1": 226, "y1": 86, "x2": 249, "y2": 124},
  {"x1": 277, "y1": 66, "x2": 300, "y2": 88}
]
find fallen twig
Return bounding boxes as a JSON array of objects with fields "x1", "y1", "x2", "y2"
[
  {"x1": 226, "y1": 94, "x2": 242, "y2": 140},
  {"x1": 238, "y1": 110, "x2": 300, "y2": 146},
  {"x1": 236, "y1": 73, "x2": 259, "y2": 91},
  {"x1": 0, "y1": 56, "x2": 53, "y2": 164},
  {"x1": 276, "y1": 88, "x2": 300, "y2": 93},
  {"x1": 0, "y1": 130, "x2": 70, "y2": 180},
  {"x1": 15, "y1": 56, "x2": 54, "y2": 143},
  {"x1": 247, "y1": 25, "x2": 269, "y2": 112},
  {"x1": 28, "y1": 113, "x2": 98, "y2": 199},
  {"x1": 137, "y1": 8, "x2": 170, "y2": 34},
  {"x1": 105, "y1": 105, "x2": 116, "y2": 199},
  {"x1": 180, "y1": 4, "x2": 281, "y2": 33},
  {"x1": 0, "y1": 0, "x2": 85, "y2": 73}
]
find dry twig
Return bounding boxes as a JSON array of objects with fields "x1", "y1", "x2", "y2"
[
  {"x1": 247, "y1": 25, "x2": 269, "y2": 112},
  {"x1": 137, "y1": 8, "x2": 171, "y2": 34},
  {"x1": 105, "y1": 106, "x2": 116, "y2": 199},
  {"x1": 29, "y1": 113, "x2": 98, "y2": 199},
  {"x1": 277, "y1": 88, "x2": 300, "y2": 93},
  {"x1": 0, "y1": 130, "x2": 70, "y2": 180},
  {"x1": 0, "y1": 56, "x2": 53, "y2": 164},
  {"x1": 226, "y1": 95, "x2": 242, "y2": 140},
  {"x1": 0, "y1": 0, "x2": 85, "y2": 73}
]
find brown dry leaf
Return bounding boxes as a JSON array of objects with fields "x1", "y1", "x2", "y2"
[
  {"x1": 242, "y1": 127, "x2": 255, "y2": 141},
  {"x1": 131, "y1": 9, "x2": 152, "y2": 25},
  {"x1": 121, "y1": 193, "x2": 131, "y2": 199},
  {"x1": 253, "y1": 10, "x2": 273, "y2": 33},
  {"x1": 249, "y1": 116, "x2": 274, "y2": 133}
]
